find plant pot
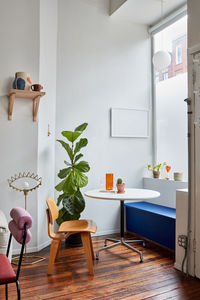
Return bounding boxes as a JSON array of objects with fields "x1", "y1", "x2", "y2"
[
  {"x1": 153, "y1": 171, "x2": 160, "y2": 179},
  {"x1": 116, "y1": 183, "x2": 125, "y2": 193},
  {"x1": 174, "y1": 172, "x2": 183, "y2": 181},
  {"x1": 65, "y1": 232, "x2": 82, "y2": 247}
]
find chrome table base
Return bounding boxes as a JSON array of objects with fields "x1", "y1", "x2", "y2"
[
  {"x1": 96, "y1": 237, "x2": 145, "y2": 262},
  {"x1": 96, "y1": 200, "x2": 145, "y2": 262}
]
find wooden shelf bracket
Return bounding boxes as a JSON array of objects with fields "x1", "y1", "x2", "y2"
[{"x1": 8, "y1": 89, "x2": 45, "y2": 122}]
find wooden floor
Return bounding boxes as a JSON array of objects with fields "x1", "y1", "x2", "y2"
[{"x1": 2, "y1": 234, "x2": 200, "y2": 300}]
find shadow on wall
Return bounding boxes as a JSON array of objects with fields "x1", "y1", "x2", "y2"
[{"x1": 0, "y1": 77, "x2": 13, "y2": 116}]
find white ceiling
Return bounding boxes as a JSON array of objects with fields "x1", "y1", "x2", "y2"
[{"x1": 111, "y1": 0, "x2": 187, "y2": 26}]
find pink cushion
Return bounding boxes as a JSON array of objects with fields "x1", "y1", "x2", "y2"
[
  {"x1": 0, "y1": 254, "x2": 16, "y2": 283},
  {"x1": 8, "y1": 220, "x2": 31, "y2": 244},
  {"x1": 10, "y1": 207, "x2": 32, "y2": 230}
]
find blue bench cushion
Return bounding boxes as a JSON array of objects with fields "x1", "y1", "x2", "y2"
[
  {"x1": 125, "y1": 202, "x2": 176, "y2": 219},
  {"x1": 125, "y1": 201, "x2": 176, "y2": 250}
]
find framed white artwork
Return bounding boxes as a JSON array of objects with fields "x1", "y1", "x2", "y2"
[{"x1": 111, "y1": 108, "x2": 149, "y2": 138}]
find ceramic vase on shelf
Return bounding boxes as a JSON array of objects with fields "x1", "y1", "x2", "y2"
[{"x1": 12, "y1": 72, "x2": 32, "y2": 90}]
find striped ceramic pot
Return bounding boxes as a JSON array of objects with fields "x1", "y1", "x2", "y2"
[{"x1": 12, "y1": 72, "x2": 32, "y2": 90}]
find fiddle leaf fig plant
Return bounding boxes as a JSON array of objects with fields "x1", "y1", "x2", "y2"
[{"x1": 55, "y1": 123, "x2": 90, "y2": 225}]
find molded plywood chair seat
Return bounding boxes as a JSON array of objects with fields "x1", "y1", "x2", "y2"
[
  {"x1": 0, "y1": 207, "x2": 32, "y2": 300},
  {"x1": 46, "y1": 197, "x2": 97, "y2": 276}
]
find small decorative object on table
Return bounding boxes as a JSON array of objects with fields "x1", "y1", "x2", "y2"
[
  {"x1": 166, "y1": 165, "x2": 171, "y2": 180},
  {"x1": 147, "y1": 163, "x2": 162, "y2": 179},
  {"x1": 116, "y1": 178, "x2": 125, "y2": 193},
  {"x1": 31, "y1": 84, "x2": 43, "y2": 92},
  {"x1": 12, "y1": 72, "x2": 32, "y2": 90},
  {"x1": 106, "y1": 173, "x2": 113, "y2": 190},
  {"x1": 174, "y1": 172, "x2": 183, "y2": 181}
]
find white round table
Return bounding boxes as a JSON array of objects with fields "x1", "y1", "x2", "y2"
[{"x1": 85, "y1": 188, "x2": 160, "y2": 262}]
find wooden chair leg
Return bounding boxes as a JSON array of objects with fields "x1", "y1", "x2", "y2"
[
  {"x1": 89, "y1": 233, "x2": 95, "y2": 260},
  {"x1": 81, "y1": 232, "x2": 94, "y2": 276},
  {"x1": 55, "y1": 240, "x2": 61, "y2": 259},
  {"x1": 47, "y1": 240, "x2": 60, "y2": 275}
]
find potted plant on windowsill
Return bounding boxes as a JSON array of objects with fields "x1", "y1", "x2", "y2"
[
  {"x1": 55, "y1": 123, "x2": 90, "y2": 246},
  {"x1": 147, "y1": 163, "x2": 162, "y2": 179}
]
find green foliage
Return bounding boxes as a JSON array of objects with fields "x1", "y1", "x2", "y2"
[
  {"x1": 117, "y1": 178, "x2": 123, "y2": 184},
  {"x1": 55, "y1": 123, "x2": 90, "y2": 223},
  {"x1": 147, "y1": 163, "x2": 162, "y2": 172}
]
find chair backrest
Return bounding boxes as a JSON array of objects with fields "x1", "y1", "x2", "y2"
[
  {"x1": 7, "y1": 207, "x2": 32, "y2": 279},
  {"x1": 9, "y1": 207, "x2": 32, "y2": 244},
  {"x1": 46, "y1": 198, "x2": 59, "y2": 224}
]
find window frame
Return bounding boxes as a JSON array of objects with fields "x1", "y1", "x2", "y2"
[{"x1": 149, "y1": 6, "x2": 187, "y2": 165}]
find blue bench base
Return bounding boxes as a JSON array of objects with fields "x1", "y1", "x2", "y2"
[{"x1": 125, "y1": 202, "x2": 176, "y2": 250}]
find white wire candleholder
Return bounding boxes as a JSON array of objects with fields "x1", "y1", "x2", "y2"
[{"x1": 8, "y1": 172, "x2": 45, "y2": 265}]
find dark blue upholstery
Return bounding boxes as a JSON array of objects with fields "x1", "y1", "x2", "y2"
[{"x1": 125, "y1": 201, "x2": 176, "y2": 250}]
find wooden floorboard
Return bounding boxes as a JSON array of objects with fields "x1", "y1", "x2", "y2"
[{"x1": 1, "y1": 234, "x2": 200, "y2": 299}]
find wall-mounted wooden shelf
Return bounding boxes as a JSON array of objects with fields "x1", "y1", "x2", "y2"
[{"x1": 8, "y1": 89, "x2": 46, "y2": 121}]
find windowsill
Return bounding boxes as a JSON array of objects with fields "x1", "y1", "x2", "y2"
[
  {"x1": 143, "y1": 177, "x2": 188, "y2": 184},
  {"x1": 143, "y1": 177, "x2": 188, "y2": 208},
  {"x1": 176, "y1": 188, "x2": 188, "y2": 193}
]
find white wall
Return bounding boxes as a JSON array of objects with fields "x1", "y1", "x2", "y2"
[
  {"x1": 175, "y1": 189, "x2": 188, "y2": 273},
  {"x1": 0, "y1": 0, "x2": 57, "y2": 253},
  {"x1": 56, "y1": 0, "x2": 152, "y2": 236},
  {"x1": 38, "y1": 0, "x2": 57, "y2": 249},
  {"x1": 188, "y1": 0, "x2": 200, "y2": 50},
  {"x1": 188, "y1": 0, "x2": 200, "y2": 278},
  {"x1": 0, "y1": 0, "x2": 40, "y2": 252}
]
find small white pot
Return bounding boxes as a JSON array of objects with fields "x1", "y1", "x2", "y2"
[{"x1": 174, "y1": 172, "x2": 183, "y2": 181}]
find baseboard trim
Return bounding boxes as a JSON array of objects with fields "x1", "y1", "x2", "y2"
[
  {"x1": 92, "y1": 229, "x2": 120, "y2": 237},
  {"x1": 12, "y1": 230, "x2": 120, "y2": 254},
  {"x1": 12, "y1": 239, "x2": 51, "y2": 255}
]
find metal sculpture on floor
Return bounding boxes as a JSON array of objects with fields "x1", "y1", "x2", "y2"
[{"x1": 8, "y1": 172, "x2": 45, "y2": 265}]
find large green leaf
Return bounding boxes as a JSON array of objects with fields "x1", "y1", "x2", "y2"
[
  {"x1": 74, "y1": 153, "x2": 83, "y2": 163},
  {"x1": 74, "y1": 138, "x2": 88, "y2": 155},
  {"x1": 57, "y1": 193, "x2": 65, "y2": 206},
  {"x1": 75, "y1": 123, "x2": 88, "y2": 132},
  {"x1": 62, "y1": 131, "x2": 81, "y2": 142},
  {"x1": 74, "y1": 161, "x2": 90, "y2": 173},
  {"x1": 58, "y1": 167, "x2": 71, "y2": 179},
  {"x1": 73, "y1": 169, "x2": 88, "y2": 188},
  {"x1": 57, "y1": 140, "x2": 73, "y2": 161},
  {"x1": 56, "y1": 209, "x2": 64, "y2": 225},
  {"x1": 57, "y1": 207, "x2": 80, "y2": 224},
  {"x1": 55, "y1": 178, "x2": 67, "y2": 192},
  {"x1": 64, "y1": 160, "x2": 71, "y2": 166},
  {"x1": 62, "y1": 190, "x2": 85, "y2": 216},
  {"x1": 63, "y1": 172, "x2": 77, "y2": 193}
]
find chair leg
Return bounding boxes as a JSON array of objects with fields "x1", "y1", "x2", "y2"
[
  {"x1": 55, "y1": 240, "x2": 61, "y2": 259},
  {"x1": 81, "y1": 232, "x2": 94, "y2": 276},
  {"x1": 16, "y1": 281, "x2": 20, "y2": 300},
  {"x1": 5, "y1": 283, "x2": 8, "y2": 300},
  {"x1": 89, "y1": 233, "x2": 95, "y2": 260},
  {"x1": 47, "y1": 240, "x2": 60, "y2": 275}
]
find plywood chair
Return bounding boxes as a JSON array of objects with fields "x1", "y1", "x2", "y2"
[{"x1": 46, "y1": 197, "x2": 97, "y2": 276}]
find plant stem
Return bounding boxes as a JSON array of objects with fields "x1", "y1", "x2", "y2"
[{"x1": 71, "y1": 141, "x2": 74, "y2": 169}]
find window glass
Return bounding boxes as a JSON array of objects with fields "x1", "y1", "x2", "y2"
[
  {"x1": 176, "y1": 45, "x2": 182, "y2": 64},
  {"x1": 153, "y1": 16, "x2": 188, "y2": 180},
  {"x1": 162, "y1": 71, "x2": 168, "y2": 81}
]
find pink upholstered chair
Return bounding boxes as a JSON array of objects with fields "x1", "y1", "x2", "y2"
[{"x1": 0, "y1": 207, "x2": 32, "y2": 300}]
